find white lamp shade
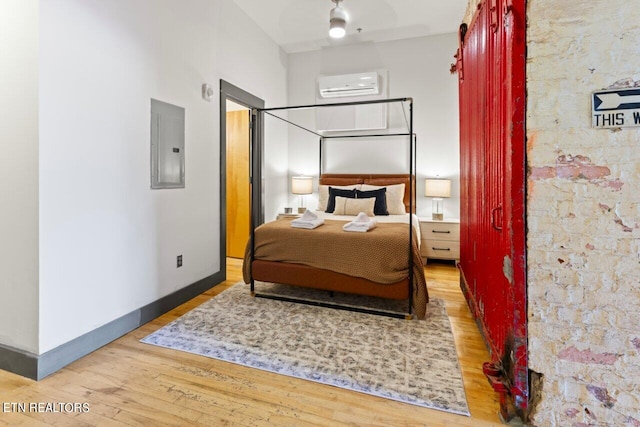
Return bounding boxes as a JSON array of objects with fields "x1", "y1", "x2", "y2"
[
  {"x1": 425, "y1": 179, "x2": 451, "y2": 198},
  {"x1": 291, "y1": 176, "x2": 313, "y2": 195}
]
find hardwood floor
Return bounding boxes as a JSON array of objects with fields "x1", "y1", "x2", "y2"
[{"x1": 0, "y1": 259, "x2": 501, "y2": 426}]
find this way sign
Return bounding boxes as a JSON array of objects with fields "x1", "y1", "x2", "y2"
[{"x1": 592, "y1": 88, "x2": 640, "y2": 129}]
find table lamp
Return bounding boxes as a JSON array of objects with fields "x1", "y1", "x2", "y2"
[
  {"x1": 291, "y1": 176, "x2": 313, "y2": 213},
  {"x1": 425, "y1": 178, "x2": 451, "y2": 220}
]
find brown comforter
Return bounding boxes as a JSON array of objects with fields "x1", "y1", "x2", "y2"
[{"x1": 243, "y1": 219, "x2": 428, "y2": 318}]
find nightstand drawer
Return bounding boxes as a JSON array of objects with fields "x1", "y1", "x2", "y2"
[
  {"x1": 424, "y1": 241, "x2": 460, "y2": 260},
  {"x1": 419, "y1": 218, "x2": 460, "y2": 261},
  {"x1": 420, "y1": 222, "x2": 460, "y2": 241}
]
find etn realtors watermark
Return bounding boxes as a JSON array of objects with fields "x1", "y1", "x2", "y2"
[{"x1": 3, "y1": 402, "x2": 90, "y2": 413}]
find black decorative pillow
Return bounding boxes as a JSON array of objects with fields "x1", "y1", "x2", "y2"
[
  {"x1": 326, "y1": 187, "x2": 357, "y2": 213},
  {"x1": 356, "y1": 188, "x2": 389, "y2": 215}
]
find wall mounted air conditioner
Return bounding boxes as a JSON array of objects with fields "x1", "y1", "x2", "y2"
[{"x1": 318, "y1": 71, "x2": 380, "y2": 98}]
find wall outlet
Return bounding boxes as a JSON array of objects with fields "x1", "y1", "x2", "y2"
[{"x1": 177, "y1": 255, "x2": 183, "y2": 268}]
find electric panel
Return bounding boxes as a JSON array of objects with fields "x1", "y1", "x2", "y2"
[{"x1": 151, "y1": 99, "x2": 185, "y2": 189}]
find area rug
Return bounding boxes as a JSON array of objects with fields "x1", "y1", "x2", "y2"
[{"x1": 141, "y1": 282, "x2": 470, "y2": 416}]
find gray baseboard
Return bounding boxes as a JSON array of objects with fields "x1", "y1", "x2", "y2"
[
  {"x1": 0, "y1": 344, "x2": 38, "y2": 380},
  {"x1": 0, "y1": 271, "x2": 224, "y2": 381}
]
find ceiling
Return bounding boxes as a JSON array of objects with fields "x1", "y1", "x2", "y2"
[{"x1": 232, "y1": 0, "x2": 468, "y2": 53}]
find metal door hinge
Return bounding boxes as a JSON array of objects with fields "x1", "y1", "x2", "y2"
[
  {"x1": 483, "y1": 361, "x2": 509, "y2": 393},
  {"x1": 483, "y1": 361, "x2": 527, "y2": 397},
  {"x1": 490, "y1": 0, "x2": 499, "y2": 32}
]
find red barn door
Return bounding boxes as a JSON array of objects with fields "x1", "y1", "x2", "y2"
[{"x1": 456, "y1": 0, "x2": 528, "y2": 420}]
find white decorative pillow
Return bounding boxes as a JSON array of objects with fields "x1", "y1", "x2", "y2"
[
  {"x1": 333, "y1": 196, "x2": 375, "y2": 217},
  {"x1": 317, "y1": 184, "x2": 361, "y2": 211},
  {"x1": 360, "y1": 183, "x2": 406, "y2": 214}
]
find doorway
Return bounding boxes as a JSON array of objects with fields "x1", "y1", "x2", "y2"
[
  {"x1": 225, "y1": 100, "x2": 250, "y2": 259},
  {"x1": 219, "y1": 80, "x2": 264, "y2": 278}
]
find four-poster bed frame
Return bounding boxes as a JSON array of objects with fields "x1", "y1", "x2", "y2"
[{"x1": 245, "y1": 98, "x2": 424, "y2": 319}]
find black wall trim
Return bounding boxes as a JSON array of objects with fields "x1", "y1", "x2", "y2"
[
  {"x1": 0, "y1": 271, "x2": 224, "y2": 381},
  {"x1": 0, "y1": 344, "x2": 37, "y2": 380},
  {"x1": 220, "y1": 80, "x2": 264, "y2": 109},
  {"x1": 219, "y1": 79, "x2": 265, "y2": 280}
]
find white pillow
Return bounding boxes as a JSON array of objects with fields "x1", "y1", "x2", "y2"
[
  {"x1": 317, "y1": 184, "x2": 361, "y2": 211},
  {"x1": 360, "y1": 183, "x2": 406, "y2": 214},
  {"x1": 333, "y1": 196, "x2": 375, "y2": 217}
]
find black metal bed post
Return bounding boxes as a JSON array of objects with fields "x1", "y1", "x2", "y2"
[
  {"x1": 249, "y1": 98, "x2": 418, "y2": 320},
  {"x1": 319, "y1": 137, "x2": 323, "y2": 176},
  {"x1": 259, "y1": 97, "x2": 410, "y2": 113},
  {"x1": 322, "y1": 132, "x2": 412, "y2": 139},
  {"x1": 408, "y1": 99, "x2": 414, "y2": 319},
  {"x1": 249, "y1": 108, "x2": 259, "y2": 296}
]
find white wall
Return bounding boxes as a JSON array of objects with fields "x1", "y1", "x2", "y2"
[
  {"x1": 37, "y1": 0, "x2": 287, "y2": 353},
  {"x1": 0, "y1": 0, "x2": 39, "y2": 353},
  {"x1": 287, "y1": 35, "x2": 460, "y2": 219},
  {"x1": 215, "y1": 0, "x2": 289, "y2": 222}
]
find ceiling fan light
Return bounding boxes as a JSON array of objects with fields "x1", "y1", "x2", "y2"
[
  {"x1": 329, "y1": 21, "x2": 346, "y2": 38},
  {"x1": 329, "y1": 2, "x2": 347, "y2": 39}
]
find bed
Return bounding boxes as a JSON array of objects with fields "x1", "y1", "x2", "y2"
[{"x1": 242, "y1": 173, "x2": 428, "y2": 319}]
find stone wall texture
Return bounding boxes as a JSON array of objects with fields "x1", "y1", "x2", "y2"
[
  {"x1": 527, "y1": 1, "x2": 640, "y2": 425},
  {"x1": 462, "y1": 0, "x2": 482, "y2": 27}
]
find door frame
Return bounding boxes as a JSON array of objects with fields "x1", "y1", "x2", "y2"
[{"x1": 219, "y1": 80, "x2": 264, "y2": 279}]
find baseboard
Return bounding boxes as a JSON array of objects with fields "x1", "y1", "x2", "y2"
[
  {"x1": 0, "y1": 343, "x2": 38, "y2": 380},
  {"x1": 0, "y1": 271, "x2": 224, "y2": 381}
]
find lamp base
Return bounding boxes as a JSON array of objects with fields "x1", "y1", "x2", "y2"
[
  {"x1": 298, "y1": 207, "x2": 306, "y2": 214},
  {"x1": 431, "y1": 198, "x2": 444, "y2": 221}
]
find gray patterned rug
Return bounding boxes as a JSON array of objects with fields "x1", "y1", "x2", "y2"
[{"x1": 141, "y1": 282, "x2": 470, "y2": 415}]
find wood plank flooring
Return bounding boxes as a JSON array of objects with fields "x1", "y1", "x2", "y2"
[{"x1": 0, "y1": 259, "x2": 501, "y2": 426}]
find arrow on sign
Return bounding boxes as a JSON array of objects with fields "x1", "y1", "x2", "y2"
[{"x1": 595, "y1": 92, "x2": 640, "y2": 110}]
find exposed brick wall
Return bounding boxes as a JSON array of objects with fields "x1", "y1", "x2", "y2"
[
  {"x1": 462, "y1": 0, "x2": 640, "y2": 425},
  {"x1": 462, "y1": 0, "x2": 482, "y2": 27}
]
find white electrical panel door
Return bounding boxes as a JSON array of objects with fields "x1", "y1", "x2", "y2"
[{"x1": 151, "y1": 99, "x2": 185, "y2": 189}]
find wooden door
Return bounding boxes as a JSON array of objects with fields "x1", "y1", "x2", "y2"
[
  {"x1": 226, "y1": 109, "x2": 250, "y2": 258},
  {"x1": 456, "y1": 0, "x2": 528, "y2": 420}
]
